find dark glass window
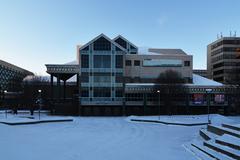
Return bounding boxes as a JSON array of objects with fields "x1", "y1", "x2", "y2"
[
  {"x1": 213, "y1": 62, "x2": 224, "y2": 69},
  {"x1": 81, "y1": 72, "x2": 89, "y2": 82},
  {"x1": 134, "y1": 60, "x2": 140, "y2": 66},
  {"x1": 184, "y1": 61, "x2": 190, "y2": 66},
  {"x1": 116, "y1": 55, "x2": 123, "y2": 68},
  {"x1": 93, "y1": 73, "x2": 111, "y2": 83},
  {"x1": 115, "y1": 89, "x2": 123, "y2": 97},
  {"x1": 115, "y1": 37, "x2": 127, "y2": 49},
  {"x1": 93, "y1": 37, "x2": 111, "y2": 50},
  {"x1": 213, "y1": 70, "x2": 224, "y2": 75},
  {"x1": 94, "y1": 55, "x2": 111, "y2": 68},
  {"x1": 116, "y1": 46, "x2": 122, "y2": 51},
  {"x1": 81, "y1": 89, "x2": 89, "y2": 97},
  {"x1": 81, "y1": 55, "x2": 89, "y2": 68},
  {"x1": 130, "y1": 45, "x2": 136, "y2": 50},
  {"x1": 93, "y1": 87, "x2": 111, "y2": 97},
  {"x1": 126, "y1": 60, "x2": 132, "y2": 66},
  {"x1": 130, "y1": 52, "x2": 137, "y2": 54},
  {"x1": 116, "y1": 73, "x2": 123, "y2": 83}
]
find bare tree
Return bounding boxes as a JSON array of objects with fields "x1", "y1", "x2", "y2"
[{"x1": 154, "y1": 70, "x2": 188, "y2": 115}]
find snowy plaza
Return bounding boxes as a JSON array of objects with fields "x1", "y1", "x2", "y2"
[{"x1": 0, "y1": 113, "x2": 239, "y2": 160}]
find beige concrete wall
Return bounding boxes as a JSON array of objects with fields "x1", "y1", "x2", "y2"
[{"x1": 125, "y1": 54, "x2": 193, "y2": 81}]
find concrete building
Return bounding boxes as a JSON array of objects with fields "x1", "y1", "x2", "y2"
[
  {"x1": 207, "y1": 37, "x2": 240, "y2": 84},
  {"x1": 46, "y1": 34, "x2": 230, "y2": 115}
]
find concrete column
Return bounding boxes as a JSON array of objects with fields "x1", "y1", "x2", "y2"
[
  {"x1": 57, "y1": 74, "x2": 60, "y2": 101},
  {"x1": 50, "y1": 74, "x2": 53, "y2": 100},
  {"x1": 63, "y1": 80, "x2": 66, "y2": 100}
]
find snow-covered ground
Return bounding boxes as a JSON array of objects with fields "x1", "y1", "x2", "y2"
[
  {"x1": 0, "y1": 113, "x2": 239, "y2": 160},
  {"x1": 128, "y1": 114, "x2": 238, "y2": 125}
]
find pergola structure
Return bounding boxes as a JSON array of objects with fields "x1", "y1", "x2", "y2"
[{"x1": 45, "y1": 64, "x2": 80, "y2": 101}]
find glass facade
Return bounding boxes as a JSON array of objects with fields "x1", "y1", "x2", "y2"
[
  {"x1": 0, "y1": 61, "x2": 33, "y2": 91},
  {"x1": 93, "y1": 87, "x2": 111, "y2": 97},
  {"x1": 81, "y1": 55, "x2": 89, "y2": 68},
  {"x1": 94, "y1": 55, "x2": 111, "y2": 68},
  {"x1": 143, "y1": 59, "x2": 182, "y2": 67},
  {"x1": 115, "y1": 55, "x2": 123, "y2": 68},
  {"x1": 93, "y1": 37, "x2": 111, "y2": 51}
]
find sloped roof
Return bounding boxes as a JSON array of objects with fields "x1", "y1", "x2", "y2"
[
  {"x1": 64, "y1": 60, "x2": 78, "y2": 65},
  {"x1": 113, "y1": 35, "x2": 138, "y2": 49},
  {"x1": 189, "y1": 74, "x2": 223, "y2": 86},
  {"x1": 79, "y1": 33, "x2": 127, "y2": 52}
]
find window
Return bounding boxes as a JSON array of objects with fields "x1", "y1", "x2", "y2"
[
  {"x1": 81, "y1": 55, "x2": 89, "y2": 68},
  {"x1": 94, "y1": 55, "x2": 111, "y2": 68},
  {"x1": 130, "y1": 45, "x2": 136, "y2": 50},
  {"x1": 81, "y1": 72, "x2": 89, "y2": 82},
  {"x1": 93, "y1": 73, "x2": 111, "y2": 83},
  {"x1": 115, "y1": 89, "x2": 123, "y2": 97},
  {"x1": 130, "y1": 52, "x2": 137, "y2": 54},
  {"x1": 115, "y1": 37, "x2": 127, "y2": 49},
  {"x1": 115, "y1": 55, "x2": 123, "y2": 68},
  {"x1": 93, "y1": 37, "x2": 111, "y2": 50},
  {"x1": 116, "y1": 73, "x2": 123, "y2": 83},
  {"x1": 126, "y1": 60, "x2": 132, "y2": 66},
  {"x1": 184, "y1": 61, "x2": 190, "y2": 66},
  {"x1": 94, "y1": 87, "x2": 111, "y2": 97},
  {"x1": 81, "y1": 89, "x2": 89, "y2": 97},
  {"x1": 134, "y1": 60, "x2": 140, "y2": 66}
]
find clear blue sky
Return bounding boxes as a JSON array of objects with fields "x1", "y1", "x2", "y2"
[{"x1": 0, "y1": 0, "x2": 240, "y2": 75}]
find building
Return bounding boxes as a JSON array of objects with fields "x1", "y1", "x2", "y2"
[
  {"x1": 0, "y1": 59, "x2": 33, "y2": 91},
  {"x1": 207, "y1": 37, "x2": 240, "y2": 84},
  {"x1": 193, "y1": 69, "x2": 207, "y2": 78},
  {"x1": 46, "y1": 34, "x2": 230, "y2": 115}
]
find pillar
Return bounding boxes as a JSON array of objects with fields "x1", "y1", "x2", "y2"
[
  {"x1": 63, "y1": 80, "x2": 66, "y2": 100},
  {"x1": 57, "y1": 74, "x2": 60, "y2": 101},
  {"x1": 50, "y1": 74, "x2": 53, "y2": 100}
]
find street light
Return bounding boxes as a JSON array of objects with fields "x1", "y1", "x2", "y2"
[
  {"x1": 4, "y1": 90, "x2": 7, "y2": 119},
  {"x1": 38, "y1": 89, "x2": 42, "y2": 120},
  {"x1": 157, "y1": 90, "x2": 160, "y2": 120},
  {"x1": 206, "y1": 88, "x2": 213, "y2": 124}
]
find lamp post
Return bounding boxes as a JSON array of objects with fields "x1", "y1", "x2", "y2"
[
  {"x1": 4, "y1": 90, "x2": 7, "y2": 119},
  {"x1": 38, "y1": 89, "x2": 42, "y2": 120},
  {"x1": 206, "y1": 88, "x2": 213, "y2": 124},
  {"x1": 157, "y1": 90, "x2": 160, "y2": 120}
]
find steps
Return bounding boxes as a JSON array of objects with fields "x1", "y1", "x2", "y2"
[
  {"x1": 222, "y1": 123, "x2": 240, "y2": 132},
  {"x1": 216, "y1": 134, "x2": 240, "y2": 150},
  {"x1": 191, "y1": 141, "x2": 233, "y2": 160},
  {"x1": 200, "y1": 128, "x2": 217, "y2": 141},
  {"x1": 207, "y1": 124, "x2": 240, "y2": 138},
  {"x1": 204, "y1": 140, "x2": 240, "y2": 160},
  {"x1": 187, "y1": 123, "x2": 240, "y2": 160}
]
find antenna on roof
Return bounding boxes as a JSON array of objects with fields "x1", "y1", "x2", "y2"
[
  {"x1": 230, "y1": 31, "x2": 232, "y2": 37},
  {"x1": 234, "y1": 31, "x2": 237, "y2": 37},
  {"x1": 217, "y1": 34, "x2": 219, "y2": 39},
  {"x1": 220, "y1": 32, "x2": 223, "y2": 38}
]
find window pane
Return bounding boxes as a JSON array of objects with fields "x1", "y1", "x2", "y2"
[
  {"x1": 93, "y1": 87, "x2": 111, "y2": 97},
  {"x1": 94, "y1": 73, "x2": 111, "y2": 83},
  {"x1": 116, "y1": 73, "x2": 123, "y2": 83},
  {"x1": 93, "y1": 37, "x2": 111, "y2": 50},
  {"x1": 126, "y1": 60, "x2": 131, "y2": 66},
  {"x1": 116, "y1": 55, "x2": 123, "y2": 68},
  {"x1": 94, "y1": 55, "x2": 111, "y2": 68},
  {"x1": 115, "y1": 37, "x2": 127, "y2": 49},
  {"x1": 81, "y1": 72, "x2": 89, "y2": 82},
  {"x1": 134, "y1": 60, "x2": 140, "y2": 66},
  {"x1": 81, "y1": 55, "x2": 89, "y2": 68}
]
